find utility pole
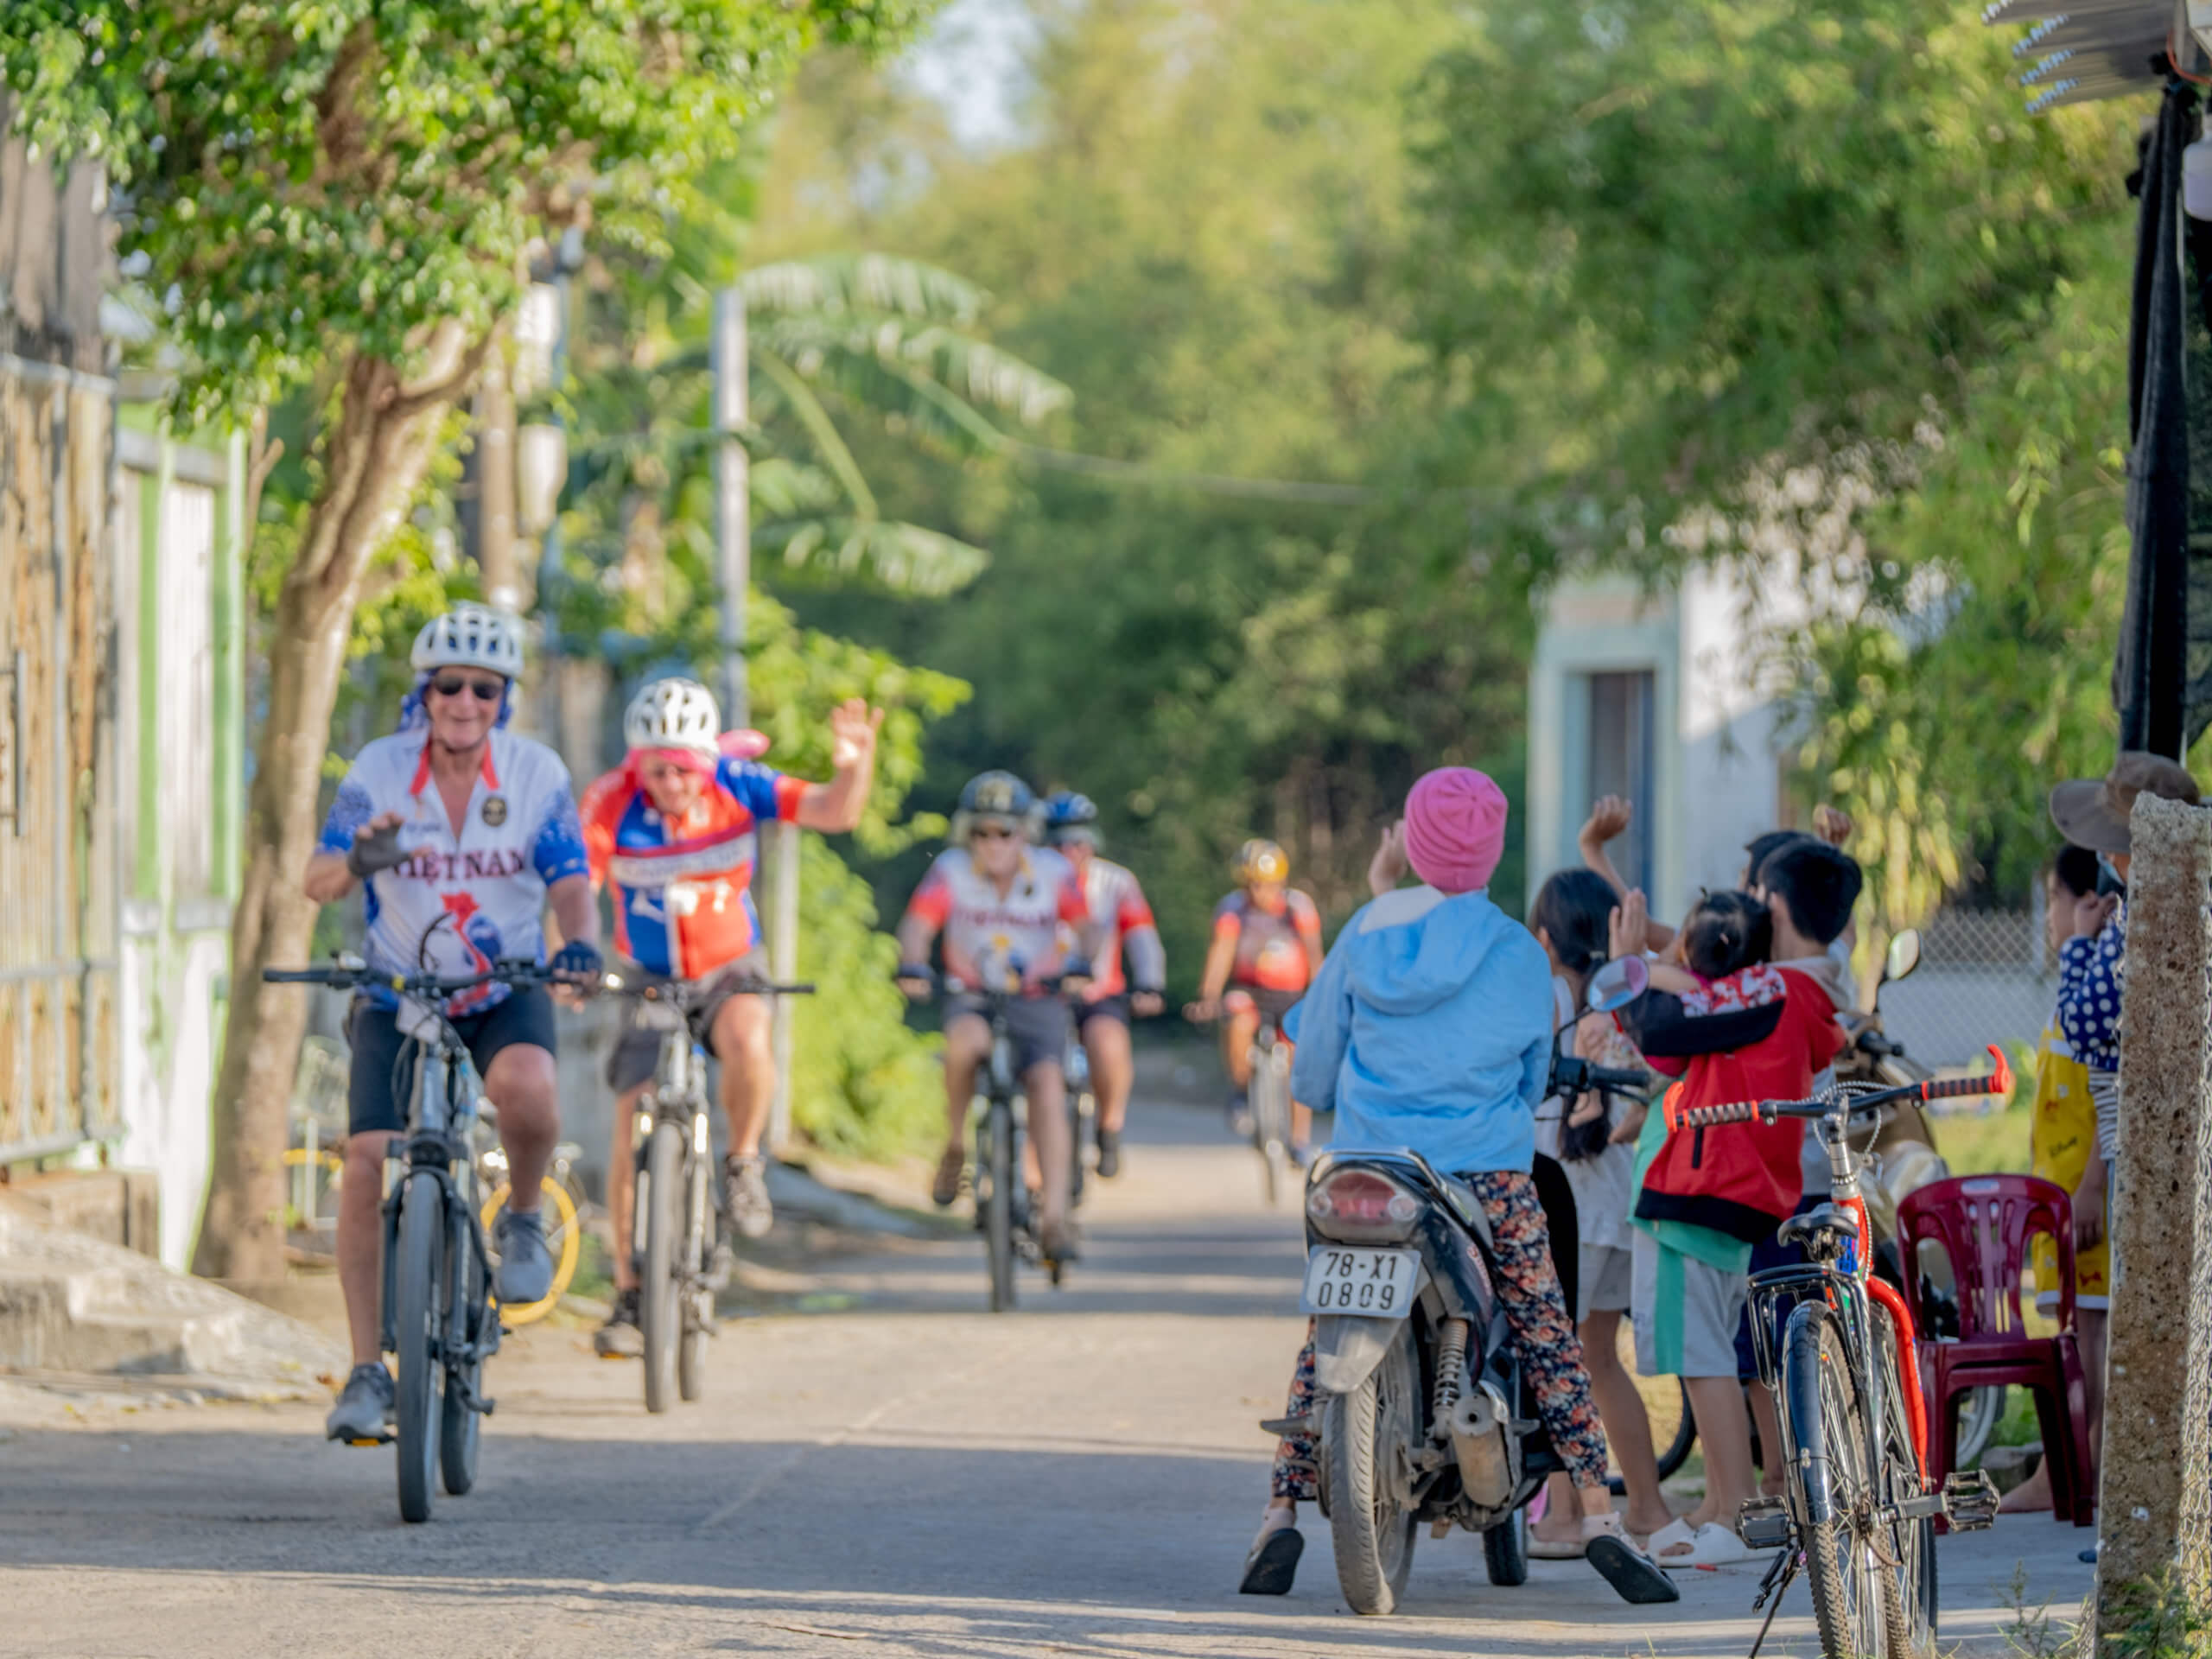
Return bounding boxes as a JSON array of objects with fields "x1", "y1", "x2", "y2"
[
  {"x1": 713, "y1": 281, "x2": 800, "y2": 1156},
  {"x1": 475, "y1": 336, "x2": 522, "y2": 615}
]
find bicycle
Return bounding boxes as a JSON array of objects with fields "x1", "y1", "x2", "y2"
[
  {"x1": 1185, "y1": 999, "x2": 1297, "y2": 1204},
  {"x1": 262, "y1": 953, "x2": 579, "y2": 1523},
  {"x1": 602, "y1": 969, "x2": 814, "y2": 1413},
  {"x1": 1667, "y1": 1047, "x2": 2010, "y2": 1659},
  {"x1": 1062, "y1": 1029, "x2": 1095, "y2": 1210},
  {"x1": 903, "y1": 964, "x2": 1079, "y2": 1310}
]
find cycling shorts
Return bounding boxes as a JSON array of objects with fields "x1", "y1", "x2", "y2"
[
  {"x1": 605, "y1": 955, "x2": 768, "y2": 1094},
  {"x1": 946, "y1": 993, "x2": 1071, "y2": 1077},
  {"x1": 1225, "y1": 986, "x2": 1304, "y2": 1027},
  {"x1": 1077, "y1": 993, "x2": 1132, "y2": 1030},
  {"x1": 346, "y1": 988, "x2": 557, "y2": 1137}
]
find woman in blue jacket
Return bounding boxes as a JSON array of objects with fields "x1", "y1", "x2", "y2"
[{"x1": 1239, "y1": 768, "x2": 1672, "y2": 1606}]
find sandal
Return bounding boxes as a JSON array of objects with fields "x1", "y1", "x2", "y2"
[
  {"x1": 1238, "y1": 1508, "x2": 1303, "y2": 1595},
  {"x1": 931, "y1": 1142, "x2": 965, "y2": 1208},
  {"x1": 1529, "y1": 1534, "x2": 1587, "y2": 1560},
  {"x1": 1583, "y1": 1512, "x2": 1680, "y2": 1604},
  {"x1": 1652, "y1": 1518, "x2": 1752, "y2": 1570}
]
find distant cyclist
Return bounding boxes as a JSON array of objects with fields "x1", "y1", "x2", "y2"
[
  {"x1": 579, "y1": 677, "x2": 880, "y2": 1358},
  {"x1": 895, "y1": 772, "x2": 1103, "y2": 1263},
  {"x1": 1188, "y1": 838, "x2": 1324, "y2": 1156},
  {"x1": 305, "y1": 603, "x2": 601, "y2": 1442},
  {"x1": 1042, "y1": 791, "x2": 1166, "y2": 1179}
]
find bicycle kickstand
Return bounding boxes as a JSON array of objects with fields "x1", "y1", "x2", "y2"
[{"x1": 1745, "y1": 1547, "x2": 1800, "y2": 1659}]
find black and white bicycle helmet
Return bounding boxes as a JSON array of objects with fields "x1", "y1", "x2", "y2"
[
  {"x1": 411, "y1": 602, "x2": 524, "y2": 678},
  {"x1": 624, "y1": 677, "x2": 721, "y2": 758},
  {"x1": 950, "y1": 769, "x2": 1041, "y2": 844}
]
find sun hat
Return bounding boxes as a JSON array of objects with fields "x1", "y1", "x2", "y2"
[{"x1": 2048, "y1": 751, "x2": 2202, "y2": 855}]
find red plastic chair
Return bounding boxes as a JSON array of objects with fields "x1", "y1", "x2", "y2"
[{"x1": 1897, "y1": 1173, "x2": 2094, "y2": 1526}]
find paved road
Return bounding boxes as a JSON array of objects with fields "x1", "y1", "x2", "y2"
[{"x1": 0, "y1": 1101, "x2": 2094, "y2": 1657}]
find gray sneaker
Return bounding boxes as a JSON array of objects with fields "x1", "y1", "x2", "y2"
[
  {"x1": 593, "y1": 1288, "x2": 644, "y2": 1359},
  {"x1": 721, "y1": 1155, "x2": 773, "y2": 1241},
  {"x1": 325, "y1": 1363, "x2": 395, "y2": 1443},
  {"x1": 493, "y1": 1207, "x2": 555, "y2": 1306}
]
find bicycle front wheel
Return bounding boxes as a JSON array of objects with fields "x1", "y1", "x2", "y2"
[
  {"x1": 1254, "y1": 1047, "x2": 1289, "y2": 1205},
  {"x1": 1880, "y1": 1342, "x2": 1938, "y2": 1656},
  {"x1": 439, "y1": 1192, "x2": 483, "y2": 1497},
  {"x1": 1786, "y1": 1306, "x2": 1900, "y2": 1659},
  {"x1": 393, "y1": 1170, "x2": 446, "y2": 1523},
  {"x1": 982, "y1": 1100, "x2": 1016, "y2": 1313},
  {"x1": 677, "y1": 1131, "x2": 710, "y2": 1403},
  {"x1": 640, "y1": 1122, "x2": 684, "y2": 1413}
]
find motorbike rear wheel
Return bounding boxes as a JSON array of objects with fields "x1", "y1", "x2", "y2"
[
  {"x1": 1322, "y1": 1322, "x2": 1420, "y2": 1615},
  {"x1": 1482, "y1": 1504, "x2": 1529, "y2": 1586}
]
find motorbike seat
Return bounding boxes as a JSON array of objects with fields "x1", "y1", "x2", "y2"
[
  {"x1": 1779, "y1": 1202, "x2": 1858, "y2": 1251},
  {"x1": 1433, "y1": 1172, "x2": 1495, "y2": 1249}
]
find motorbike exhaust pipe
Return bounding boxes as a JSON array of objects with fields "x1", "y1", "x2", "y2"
[{"x1": 1446, "y1": 1377, "x2": 1518, "y2": 1509}]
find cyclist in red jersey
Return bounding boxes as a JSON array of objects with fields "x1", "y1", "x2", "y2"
[
  {"x1": 1187, "y1": 838, "x2": 1325, "y2": 1156},
  {"x1": 579, "y1": 677, "x2": 880, "y2": 1357},
  {"x1": 1042, "y1": 791, "x2": 1166, "y2": 1179}
]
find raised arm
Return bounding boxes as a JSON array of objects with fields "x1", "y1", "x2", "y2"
[{"x1": 791, "y1": 698, "x2": 884, "y2": 835}]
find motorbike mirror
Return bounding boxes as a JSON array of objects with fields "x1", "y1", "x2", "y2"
[
  {"x1": 1586, "y1": 954, "x2": 1649, "y2": 1014},
  {"x1": 1885, "y1": 928, "x2": 1923, "y2": 986}
]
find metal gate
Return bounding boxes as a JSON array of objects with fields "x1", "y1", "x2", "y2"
[{"x1": 0, "y1": 360, "x2": 122, "y2": 1163}]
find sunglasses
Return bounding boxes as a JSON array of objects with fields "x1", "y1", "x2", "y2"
[
  {"x1": 430, "y1": 675, "x2": 506, "y2": 703},
  {"x1": 970, "y1": 823, "x2": 1020, "y2": 842}
]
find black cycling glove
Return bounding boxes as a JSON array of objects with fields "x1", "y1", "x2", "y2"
[
  {"x1": 550, "y1": 938, "x2": 603, "y2": 980},
  {"x1": 345, "y1": 820, "x2": 409, "y2": 880}
]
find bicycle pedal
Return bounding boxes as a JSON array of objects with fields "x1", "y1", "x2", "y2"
[
  {"x1": 1738, "y1": 1496, "x2": 1795, "y2": 1552},
  {"x1": 1941, "y1": 1470, "x2": 1999, "y2": 1532},
  {"x1": 1259, "y1": 1414, "x2": 1313, "y2": 1439}
]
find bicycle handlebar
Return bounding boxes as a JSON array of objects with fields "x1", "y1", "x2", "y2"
[
  {"x1": 263, "y1": 957, "x2": 587, "y2": 997},
  {"x1": 894, "y1": 965, "x2": 1086, "y2": 999},
  {"x1": 1664, "y1": 1042, "x2": 2013, "y2": 1135},
  {"x1": 601, "y1": 972, "x2": 816, "y2": 998}
]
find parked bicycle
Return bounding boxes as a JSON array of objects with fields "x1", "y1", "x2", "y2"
[
  {"x1": 473, "y1": 1126, "x2": 588, "y2": 1327},
  {"x1": 262, "y1": 954, "x2": 582, "y2": 1523},
  {"x1": 602, "y1": 969, "x2": 813, "y2": 1413},
  {"x1": 1669, "y1": 1050, "x2": 2008, "y2": 1659}
]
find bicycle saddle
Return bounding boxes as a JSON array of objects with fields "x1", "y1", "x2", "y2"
[{"x1": 1778, "y1": 1202, "x2": 1857, "y2": 1250}]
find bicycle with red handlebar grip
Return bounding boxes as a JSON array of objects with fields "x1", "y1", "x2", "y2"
[{"x1": 1665, "y1": 1045, "x2": 2012, "y2": 1659}]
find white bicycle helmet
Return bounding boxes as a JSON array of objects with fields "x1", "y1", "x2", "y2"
[
  {"x1": 624, "y1": 677, "x2": 721, "y2": 758},
  {"x1": 411, "y1": 602, "x2": 525, "y2": 678}
]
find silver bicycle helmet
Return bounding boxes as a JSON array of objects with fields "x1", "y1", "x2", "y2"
[{"x1": 411, "y1": 602, "x2": 524, "y2": 678}]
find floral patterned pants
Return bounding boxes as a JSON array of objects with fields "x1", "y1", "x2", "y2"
[{"x1": 1272, "y1": 1168, "x2": 1609, "y2": 1497}]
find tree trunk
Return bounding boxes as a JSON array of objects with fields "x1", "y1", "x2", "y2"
[{"x1": 194, "y1": 338, "x2": 477, "y2": 1283}]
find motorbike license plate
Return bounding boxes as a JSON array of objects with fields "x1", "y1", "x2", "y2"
[{"x1": 1300, "y1": 1247, "x2": 1421, "y2": 1317}]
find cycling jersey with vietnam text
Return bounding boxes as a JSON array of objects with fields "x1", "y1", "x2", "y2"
[
  {"x1": 578, "y1": 757, "x2": 810, "y2": 981},
  {"x1": 317, "y1": 729, "x2": 588, "y2": 1015},
  {"x1": 905, "y1": 846, "x2": 1090, "y2": 994}
]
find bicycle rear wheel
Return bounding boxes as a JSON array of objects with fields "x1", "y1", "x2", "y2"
[
  {"x1": 1607, "y1": 1319, "x2": 1696, "y2": 1491},
  {"x1": 393, "y1": 1171, "x2": 445, "y2": 1523},
  {"x1": 677, "y1": 1128, "x2": 710, "y2": 1403},
  {"x1": 439, "y1": 1195, "x2": 483, "y2": 1497},
  {"x1": 1787, "y1": 1306, "x2": 1900, "y2": 1659},
  {"x1": 640, "y1": 1122, "x2": 684, "y2": 1414},
  {"x1": 982, "y1": 1099, "x2": 1016, "y2": 1313}
]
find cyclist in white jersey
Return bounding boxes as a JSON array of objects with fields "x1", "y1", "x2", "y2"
[
  {"x1": 303, "y1": 604, "x2": 601, "y2": 1442},
  {"x1": 1042, "y1": 791, "x2": 1165, "y2": 1179},
  {"x1": 896, "y1": 771, "x2": 1104, "y2": 1262}
]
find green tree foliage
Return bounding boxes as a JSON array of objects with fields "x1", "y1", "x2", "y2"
[
  {"x1": 1408, "y1": 1, "x2": 2152, "y2": 915},
  {"x1": 1, "y1": 0, "x2": 931, "y2": 1276},
  {"x1": 751, "y1": 0, "x2": 1535, "y2": 979}
]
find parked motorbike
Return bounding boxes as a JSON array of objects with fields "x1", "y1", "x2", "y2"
[{"x1": 1295, "y1": 957, "x2": 1650, "y2": 1615}]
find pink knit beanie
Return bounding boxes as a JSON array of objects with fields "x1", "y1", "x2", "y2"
[{"x1": 1402, "y1": 767, "x2": 1509, "y2": 895}]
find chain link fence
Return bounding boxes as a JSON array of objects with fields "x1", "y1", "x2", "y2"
[{"x1": 1874, "y1": 906, "x2": 2054, "y2": 1071}]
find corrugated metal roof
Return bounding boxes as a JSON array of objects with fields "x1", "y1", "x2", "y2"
[{"x1": 1982, "y1": 0, "x2": 2177, "y2": 109}]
